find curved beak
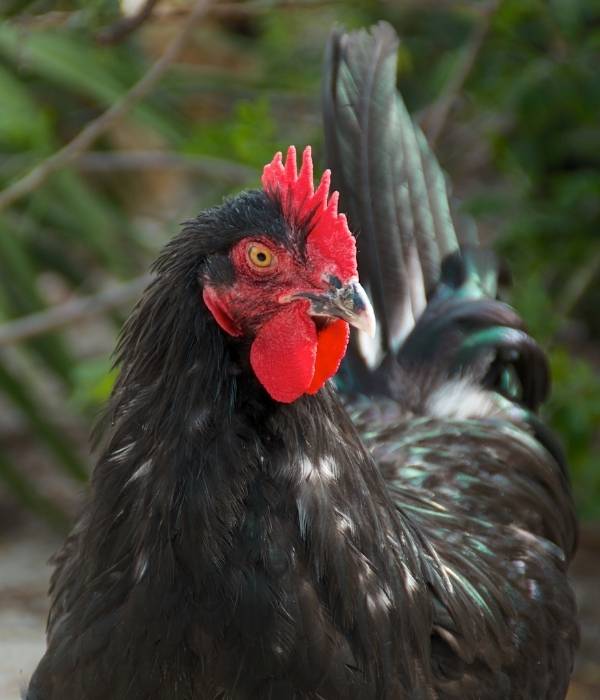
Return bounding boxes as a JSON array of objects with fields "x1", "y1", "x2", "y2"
[{"x1": 292, "y1": 278, "x2": 376, "y2": 338}]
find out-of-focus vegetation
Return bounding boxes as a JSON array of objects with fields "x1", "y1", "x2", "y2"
[{"x1": 0, "y1": 0, "x2": 598, "y2": 527}]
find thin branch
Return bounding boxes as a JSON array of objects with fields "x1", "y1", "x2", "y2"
[
  {"x1": 157, "y1": 0, "x2": 340, "y2": 19},
  {"x1": 215, "y1": 0, "x2": 342, "y2": 13},
  {"x1": 0, "y1": 454, "x2": 70, "y2": 531},
  {"x1": 8, "y1": 11, "x2": 78, "y2": 30},
  {"x1": 423, "y1": 0, "x2": 499, "y2": 148},
  {"x1": 0, "y1": 276, "x2": 151, "y2": 348},
  {"x1": 13, "y1": 0, "x2": 339, "y2": 31},
  {"x1": 556, "y1": 250, "x2": 600, "y2": 323},
  {"x1": 76, "y1": 150, "x2": 257, "y2": 183},
  {"x1": 96, "y1": 0, "x2": 159, "y2": 45},
  {"x1": 0, "y1": 0, "x2": 212, "y2": 214}
]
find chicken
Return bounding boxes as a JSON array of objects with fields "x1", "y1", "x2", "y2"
[{"x1": 27, "y1": 21, "x2": 577, "y2": 700}]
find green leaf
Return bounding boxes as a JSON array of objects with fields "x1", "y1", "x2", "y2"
[
  {"x1": 0, "y1": 218, "x2": 75, "y2": 385},
  {"x1": 0, "y1": 64, "x2": 50, "y2": 148},
  {"x1": 0, "y1": 451, "x2": 69, "y2": 531},
  {"x1": 30, "y1": 169, "x2": 136, "y2": 276},
  {"x1": 0, "y1": 361, "x2": 88, "y2": 482},
  {"x1": 183, "y1": 97, "x2": 278, "y2": 172},
  {"x1": 70, "y1": 356, "x2": 117, "y2": 410},
  {"x1": 0, "y1": 24, "x2": 180, "y2": 142}
]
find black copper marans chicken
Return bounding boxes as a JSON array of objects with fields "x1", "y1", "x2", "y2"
[{"x1": 27, "y1": 22, "x2": 578, "y2": 700}]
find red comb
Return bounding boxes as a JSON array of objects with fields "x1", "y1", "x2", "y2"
[{"x1": 261, "y1": 146, "x2": 357, "y2": 281}]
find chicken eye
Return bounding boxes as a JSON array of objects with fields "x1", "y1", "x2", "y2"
[{"x1": 248, "y1": 243, "x2": 275, "y2": 269}]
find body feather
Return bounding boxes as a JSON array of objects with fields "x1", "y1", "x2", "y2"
[
  {"x1": 328, "y1": 21, "x2": 578, "y2": 698},
  {"x1": 27, "y1": 21, "x2": 577, "y2": 700}
]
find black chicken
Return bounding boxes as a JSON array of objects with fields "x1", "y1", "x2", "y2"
[{"x1": 27, "y1": 22, "x2": 577, "y2": 700}]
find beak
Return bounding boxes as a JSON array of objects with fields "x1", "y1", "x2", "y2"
[{"x1": 292, "y1": 278, "x2": 376, "y2": 338}]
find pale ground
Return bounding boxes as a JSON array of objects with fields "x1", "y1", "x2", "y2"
[
  {"x1": 1, "y1": 521, "x2": 598, "y2": 700},
  {"x1": 0, "y1": 523, "x2": 56, "y2": 700}
]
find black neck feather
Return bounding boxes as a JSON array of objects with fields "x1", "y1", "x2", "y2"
[{"x1": 80, "y1": 262, "x2": 432, "y2": 695}]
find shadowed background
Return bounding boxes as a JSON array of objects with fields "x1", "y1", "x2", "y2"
[{"x1": 0, "y1": 0, "x2": 598, "y2": 697}]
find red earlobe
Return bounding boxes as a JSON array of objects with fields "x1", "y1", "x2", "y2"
[{"x1": 203, "y1": 287, "x2": 242, "y2": 337}]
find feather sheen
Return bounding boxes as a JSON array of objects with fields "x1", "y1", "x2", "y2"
[
  {"x1": 26, "y1": 21, "x2": 577, "y2": 700},
  {"x1": 323, "y1": 22, "x2": 459, "y2": 368}
]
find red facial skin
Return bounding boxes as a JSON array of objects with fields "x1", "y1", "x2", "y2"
[
  {"x1": 203, "y1": 237, "x2": 352, "y2": 403},
  {"x1": 203, "y1": 145, "x2": 359, "y2": 403}
]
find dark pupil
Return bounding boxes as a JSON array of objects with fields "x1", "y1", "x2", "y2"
[{"x1": 257, "y1": 252, "x2": 267, "y2": 262}]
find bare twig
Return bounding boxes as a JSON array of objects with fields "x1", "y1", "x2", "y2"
[
  {"x1": 0, "y1": 0, "x2": 212, "y2": 214},
  {"x1": 423, "y1": 1, "x2": 499, "y2": 148},
  {"x1": 13, "y1": 0, "x2": 338, "y2": 31},
  {"x1": 76, "y1": 150, "x2": 257, "y2": 183},
  {"x1": 556, "y1": 250, "x2": 600, "y2": 323},
  {"x1": 0, "y1": 151, "x2": 257, "y2": 183},
  {"x1": 96, "y1": 0, "x2": 159, "y2": 45},
  {"x1": 158, "y1": 0, "x2": 340, "y2": 19},
  {"x1": 8, "y1": 11, "x2": 78, "y2": 30},
  {"x1": 0, "y1": 276, "x2": 151, "y2": 348}
]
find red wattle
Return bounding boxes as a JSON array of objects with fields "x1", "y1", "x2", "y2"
[
  {"x1": 307, "y1": 319, "x2": 350, "y2": 394},
  {"x1": 250, "y1": 303, "x2": 349, "y2": 403},
  {"x1": 250, "y1": 303, "x2": 317, "y2": 403}
]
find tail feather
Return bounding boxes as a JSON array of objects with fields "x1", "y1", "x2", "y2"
[
  {"x1": 323, "y1": 22, "x2": 459, "y2": 370},
  {"x1": 325, "y1": 23, "x2": 550, "y2": 415},
  {"x1": 398, "y1": 251, "x2": 550, "y2": 412},
  {"x1": 325, "y1": 23, "x2": 577, "y2": 694}
]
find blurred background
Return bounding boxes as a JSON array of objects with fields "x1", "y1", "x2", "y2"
[{"x1": 0, "y1": 0, "x2": 598, "y2": 697}]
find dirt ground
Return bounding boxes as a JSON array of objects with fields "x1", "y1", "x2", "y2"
[{"x1": 0, "y1": 512, "x2": 598, "y2": 700}]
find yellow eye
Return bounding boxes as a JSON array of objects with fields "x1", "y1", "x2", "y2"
[{"x1": 248, "y1": 243, "x2": 275, "y2": 269}]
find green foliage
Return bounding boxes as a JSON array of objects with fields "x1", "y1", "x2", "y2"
[
  {"x1": 183, "y1": 97, "x2": 278, "y2": 171},
  {"x1": 548, "y1": 349, "x2": 600, "y2": 518},
  {"x1": 0, "y1": 64, "x2": 50, "y2": 147},
  {"x1": 0, "y1": 0, "x2": 598, "y2": 527},
  {"x1": 70, "y1": 356, "x2": 117, "y2": 410},
  {"x1": 466, "y1": 0, "x2": 600, "y2": 514}
]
